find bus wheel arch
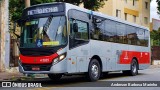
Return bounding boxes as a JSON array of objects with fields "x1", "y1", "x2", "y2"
[
  {"x1": 90, "y1": 55, "x2": 102, "y2": 72},
  {"x1": 123, "y1": 57, "x2": 139, "y2": 76},
  {"x1": 87, "y1": 55, "x2": 102, "y2": 81}
]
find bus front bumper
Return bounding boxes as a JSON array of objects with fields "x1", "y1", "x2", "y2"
[{"x1": 18, "y1": 59, "x2": 67, "y2": 74}]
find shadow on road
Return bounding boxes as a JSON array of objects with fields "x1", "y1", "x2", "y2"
[{"x1": 8, "y1": 72, "x2": 146, "y2": 87}]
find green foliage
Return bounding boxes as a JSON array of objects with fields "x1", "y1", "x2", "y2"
[
  {"x1": 9, "y1": 0, "x2": 54, "y2": 21},
  {"x1": 150, "y1": 28, "x2": 160, "y2": 46},
  {"x1": 55, "y1": 0, "x2": 107, "y2": 11},
  {"x1": 151, "y1": 29, "x2": 160, "y2": 40},
  {"x1": 83, "y1": 0, "x2": 106, "y2": 11},
  {"x1": 31, "y1": 0, "x2": 54, "y2": 5},
  {"x1": 9, "y1": 0, "x2": 25, "y2": 21}
]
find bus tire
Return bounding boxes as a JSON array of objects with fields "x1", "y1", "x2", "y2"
[
  {"x1": 87, "y1": 59, "x2": 101, "y2": 82},
  {"x1": 48, "y1": 74, "x2": 62, "y2": 81},
  {"x1": 130, "y1": 59, "x2": 138, "y2": 76}
]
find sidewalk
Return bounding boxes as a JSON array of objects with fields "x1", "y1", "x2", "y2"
[
  {"x1": 0, "y1": 71, "x2": 24, "y2": 81},
  {"x1": 148, "y1": 65, "x2": 160, "y2": 69},
  {"x1": 0, "y1": 65, "x2": 160, "y2": 81},
  {"x1": 0, "y1": 67, "x2": 48, "y2": 81}
]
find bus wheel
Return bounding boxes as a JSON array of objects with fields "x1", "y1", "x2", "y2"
[
  {"x1": 130, "y1": 59, "x2": 138, "y2": 76},
  {"x1": 87, "y1": 59, "x2": 101, "y2": 82},
  {"x1": 48, "y1": 74, "x2": 62, "y2": 81}
]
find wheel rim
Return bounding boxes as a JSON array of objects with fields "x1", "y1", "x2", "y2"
[
  {"x1": 132, "y1": 61, "x2": 137, "y2": 73},
  {"x1": 91, "y1": 64, "x2": 99, "y2": 78}
]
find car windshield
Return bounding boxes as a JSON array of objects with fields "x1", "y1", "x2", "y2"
[{"x1": 20, "y1": 16, "x2": 67, "y2": 48}]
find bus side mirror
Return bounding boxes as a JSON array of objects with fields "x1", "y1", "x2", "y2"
[{"x1": 73, "y1": 23, "x2": 78, "y2": 32}]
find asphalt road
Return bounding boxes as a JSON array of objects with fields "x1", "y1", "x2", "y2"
[{"x1": 1, "y1": 68, "x2": 160, "y2": 90}]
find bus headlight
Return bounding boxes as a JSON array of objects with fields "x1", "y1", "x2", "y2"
[
  {"x1": 59, "y1": 54, "x2": 65, "y2": 60},
  {"x1": 52, "y1": 52, "x2": 66, "y2": 65}
]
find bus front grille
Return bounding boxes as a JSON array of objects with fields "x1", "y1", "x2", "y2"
[{"x1": 22, "y1": 64, "x2": 52, "y2": 71}]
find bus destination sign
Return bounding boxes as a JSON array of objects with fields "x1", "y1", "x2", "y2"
[
  {"x1": 28, "y1": 7, "x2": 58, "y2": 15},
  {"x1": 24, "y1": 3, "x2": 65, "y2": 16}
]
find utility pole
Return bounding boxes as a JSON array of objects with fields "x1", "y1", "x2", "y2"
[
  {"x1": 0, "y1": 0, "x2": 2, "y2": 72},
  {"x1": 25, "y1": 0, "x2": 30, "y2": 8},
  {"x1": 0, "y1": 0, "x2": 10, "y2": 72}
]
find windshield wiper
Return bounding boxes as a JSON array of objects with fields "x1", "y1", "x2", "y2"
[
  {"x1": 34, "y1": 15, "x2": 53, "y2": 36},
  {"x1": 43, "y1": 15, "x2": 53, "y2": 32}
]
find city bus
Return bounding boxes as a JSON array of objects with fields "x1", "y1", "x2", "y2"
[{"x1": 18, "y1": 2, "x2": 150, "y2": 81}]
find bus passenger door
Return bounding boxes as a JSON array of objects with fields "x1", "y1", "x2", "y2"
[{"x1": 68, "y1": 18, "x2": 90, "y2": 73}]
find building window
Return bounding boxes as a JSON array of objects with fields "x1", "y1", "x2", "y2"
[
  {"x1": 133, "y1": 15, "x2": 136, "y2": 23},
  {"x1": 124, "y1": 13, "x2": 127, "y2": 20},
  {"x1": 145, "y1": 2, "x2": 148, "y2": 9},
  {"x1": 125, "y1": 0, "x2": 127, "y2": 3},
  {"x1": 144, "y1": 17, "x2": 148, "y2": 24},
  {"x1": 133, "y1": 0, "x2": 135, "y2": 6},
  {"x1": 116, "y1": 9, "x2": 121, "y2": 18}
]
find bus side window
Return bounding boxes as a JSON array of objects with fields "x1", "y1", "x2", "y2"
[
  {"x1": 69, "y1": 18, "x2": 89, "y2": 48},
  {"x1": 75, "y1": 20, "x2": 89, "y2": 40},
  {"x1": 116, "y1": 22, "x2": 127, "y2": 44},
  {"x1": 127, "y1": 26, "x2": 138, "y2": 45},
  {"x1": 91, "y1": 17, "x2": 104, "y2": 41},
  {"x1": 70, "y1": 19, "x2": 89, "y2": 40},
  {"x1": 69, "y1": 18, "x2": 75, "y2": 39},
  {"x1": 144, "y1": 30, "x2": 149, "y2": 46},
  {"x1": 137, "y1": 29, "x2": 148, "y2": 47},
  {"x1": 104, "y1": 20, "x2": 116, "y2": 42}
]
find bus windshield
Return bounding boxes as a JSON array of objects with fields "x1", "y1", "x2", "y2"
[{"x1": 20, "y1": 16, "x2": 67, "y2": 48}]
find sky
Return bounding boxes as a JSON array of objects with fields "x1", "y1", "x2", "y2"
[{"x1": 150, "y1": 0, "x2": 160, "y2": 21}]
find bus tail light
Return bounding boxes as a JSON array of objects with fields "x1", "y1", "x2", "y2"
[{"x1": 52, "y1": 52, "x2": 67, "y2": 65}]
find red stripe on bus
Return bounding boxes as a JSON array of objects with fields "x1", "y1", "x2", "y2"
[
  {"x1": 119, "y1": 51, "x2": 150, "y2": 64},
  {"x1": 19, "y1": 53, "x2": 58, "y2": 64}
]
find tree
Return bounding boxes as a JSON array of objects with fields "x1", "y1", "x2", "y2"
[
  {"x1": 31, "y1": 0, "x2": 54, "y2": 5},
  {"x1": 9, "y1": 0, "x2": 54, "y2": 21},
  {"x1": 9, "y1": 0, "x2": 25, "y2": 21},
  {"x1": 150, "y1": 28, "x2": 160, "y2": 46},
  {"x1": 55, "y1": 0, "x2": 107, "y2": 11}
]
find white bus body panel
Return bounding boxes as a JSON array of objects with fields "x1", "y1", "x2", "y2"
[{"x1": 64, "y1": 3, "x2": 150, "y2": 73}]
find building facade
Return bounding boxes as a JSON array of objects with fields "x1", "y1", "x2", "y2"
[
  {"x1": 97, "y1": 0, "x2": 150, "y2": 28},
  {"x1": 150, "y1": 18, "x2": 160, "y2": 31}
]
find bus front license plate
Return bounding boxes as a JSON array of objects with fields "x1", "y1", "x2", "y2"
[{"x1": 32, "y1": 67, "x2": 40, "y2": 71}]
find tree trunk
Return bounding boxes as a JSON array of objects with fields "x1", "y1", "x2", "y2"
[{"x1": 25, "y1": 0, "x2": 30, "y2": 8}]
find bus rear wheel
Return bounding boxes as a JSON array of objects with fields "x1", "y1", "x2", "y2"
[
  {"x1": 48, "y1": 74, "x2": 62, "y2": 81},
  {"x1": 130, "y1": 59, "x2": 138, "y2": 76},
  {"x1": 123, "y1": 59, "x2": 138, "y2": 76},
  {"x1": 87, "y1": 59, "x2": 101, "y2": 82}
]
